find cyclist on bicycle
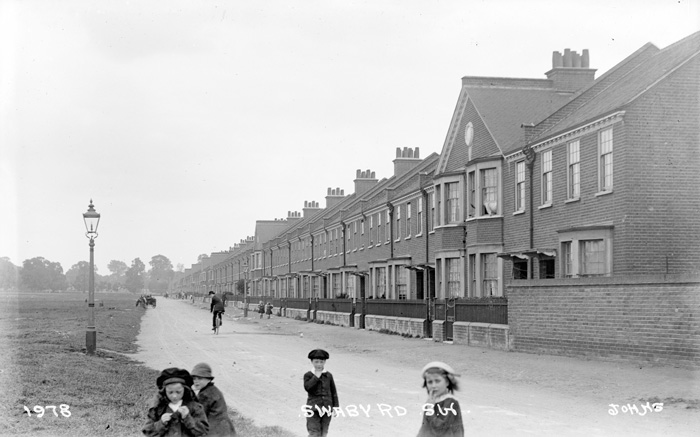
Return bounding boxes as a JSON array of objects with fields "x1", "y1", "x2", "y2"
[{"x1": 209, "y1": 291, "x2": 225, "y2": 331}]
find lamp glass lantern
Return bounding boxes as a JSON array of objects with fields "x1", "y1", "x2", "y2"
[{"x1": 83, "y1": 200, "x2": 101, "y2": 237}]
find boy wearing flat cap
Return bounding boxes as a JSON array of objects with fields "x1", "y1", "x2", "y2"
[
  {"x1": 143, "y1": 368, "x2": 209, "y2": 436},
  {"x1": 191, "y1": 362, "x2": 237, "y2": 436},
  {"x1": 303, "y1": 349, "x2": 339, "y2": 437}
]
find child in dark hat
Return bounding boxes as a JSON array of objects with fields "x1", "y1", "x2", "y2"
[
  {"x1": 303, "y1": 349, "x2": 339, "y2": 437},
  {"x1": 417, "y1": 361, "x2": 464, "y2": 437},
  {"x1": 191, "y1": 362, "x2": 237, "y2": 436},
  {"x1": 143, "y1": 367, "x2": 209, "y2": 436}
]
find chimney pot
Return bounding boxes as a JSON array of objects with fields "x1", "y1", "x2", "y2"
[
  {"x1": 573, "y1": 51, "x2": 581, "y2": 68},
  {"x1": 396, "y1": 147, "x2": 401, "y2": 158},
  {"x1": 552, "y1": 51, "x2": 563, "y2": 68},
  {"x1": 582, "y1": 49, "x2": 590, "y2": 68},
  {"x1": 327, "y1": 187, "x2": 331, "y2": 195},
  {"x1": 564, "y1": 48, "x2": 572, "y2": 67}
]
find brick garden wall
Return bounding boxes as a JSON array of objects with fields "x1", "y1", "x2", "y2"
[{"x1": 507, "y1": 275, "x2": 700, "y2": 367}]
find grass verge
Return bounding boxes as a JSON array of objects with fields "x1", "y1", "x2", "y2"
[{"x1": 1, "y1": 291, "x2": 297, "y2": 436}]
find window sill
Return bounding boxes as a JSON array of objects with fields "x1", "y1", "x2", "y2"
[
  {"x1": 565, "y1": 197, "x2": 580, "y2": 204},
  {"x1": 415, "y1": 232, "x2": 423, "y2": 238},
  {"x1": 434, "y1": 223, "x2": 464, "y2": 230},
  {"x1": 513, "y1": 210, "x2": 525, "y2": 216},
  {"x1": 538, "y1": 203, "x2": 552, "y2": 210},
  {"x1": 595, "y1": 190, "x2": 613, "y2": 197},
  {"x1": 405, "y1": 236, "x2": 411, "y2": 240},
  {"x1": 466, "y1": 215, "x2": 503, "y2": 221}
]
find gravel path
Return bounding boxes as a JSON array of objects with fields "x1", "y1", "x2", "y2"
[{"x1": 132, "y1": 298, "x2": 700, "y2": 436}]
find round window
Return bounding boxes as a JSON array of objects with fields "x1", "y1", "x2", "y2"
[{"x1": 464, "y1": 122, "x2": 474, "y2": 146}]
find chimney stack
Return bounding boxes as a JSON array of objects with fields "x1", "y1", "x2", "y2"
[
  {"x1": 354, "y1": 169, "x2": 378, "y2": 196},
  {"x1": 302, "y1": 201, "x2": 321, "y2": 218},
  {"x1": 546, "y1": 48, "x2": 597, "y2": 93},
  {"x1": 393, "y1": 147, "x2": 421, "y2": 177},
  {"x1": 325, "y1": 187, "x2": 346, "y2": 209}
]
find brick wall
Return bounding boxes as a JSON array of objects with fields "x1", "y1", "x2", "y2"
[{"x1": 507, "y1": 274, "x2": 700, "y2": 367}]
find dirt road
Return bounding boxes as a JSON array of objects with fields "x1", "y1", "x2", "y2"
[{"x1": 132, "y1": 298, "x2": 699, "y2": 437}]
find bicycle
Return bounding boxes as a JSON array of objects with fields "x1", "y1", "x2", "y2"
[{"x1": 213, "y1": 310, "x2": 223, "y2": 335}]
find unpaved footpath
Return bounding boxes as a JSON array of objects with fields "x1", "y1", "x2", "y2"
[{"x1": 132, "y1": 298, "x2": 700, "y2": 437}]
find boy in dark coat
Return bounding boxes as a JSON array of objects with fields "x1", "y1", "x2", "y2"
[
  {"x1": 303, "y1": 349, "x2": 339, "y2": 437},
  {"x1": 191, "y1": 363, "x2": 236, "y2": 436},
  {"x1": 143, "y1": 368, "x2": 209, "y2": 437}
]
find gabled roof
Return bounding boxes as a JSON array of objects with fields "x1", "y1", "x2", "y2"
[
  {"x1": 466, "y1": 83, "x2": 571, "y2": 155},
  {"x1": 527, "y1": 31, "x2": 700, "y2": 146},
  {"x1": 437, "y1": 77, "x2": 574, "y2": 173}
]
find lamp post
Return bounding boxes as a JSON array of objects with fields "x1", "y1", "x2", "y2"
[
  {"x1": 243, "y1": 263, "x2": 249, "y2": 317},
  {"x1": 83, "y1": 200, "x2": 100, "y2": 355}
]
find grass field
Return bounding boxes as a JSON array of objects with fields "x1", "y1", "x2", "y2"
[{"x1": 1, "y1": 291, "x2": 296, "y2": 437}]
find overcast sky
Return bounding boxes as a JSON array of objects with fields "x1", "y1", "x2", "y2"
[{"x1": 1, "y1": 0, "x2": 698, "y2": 275}]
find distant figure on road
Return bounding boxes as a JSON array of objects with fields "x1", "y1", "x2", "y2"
[
  {"x1": 191, "y1": 362, "x2": 236, "y2": 436},
  {"x1": 143, "y1": 367, "x2": 209, "y2": 436},
  {"x1": 257, "y1": 301, "x2": 265, "y2": 319},
  {"x1": 265, "y1": 302, "x2": 273, "y2": 319},
  {"x1": 210, "y1": 291, "x2": 225, "y2": 331},
  {"x1": 303, "y1": 349, "x2": 339, "y2": 437},
  {"x1": 416, "y1": 361, "x2": 464, "y2": 437}
]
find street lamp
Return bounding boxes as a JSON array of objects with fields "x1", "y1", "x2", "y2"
[
  {"x1": 243, "y1": 263, "x2": 249, "y2": 317},
  {"x1": 83, "y1": 199, "x2": 100, "y2": 355}
]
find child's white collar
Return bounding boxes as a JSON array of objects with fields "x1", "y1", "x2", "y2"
[
  {"x1": 430, "y1": 392, "x2": 453, "y2": 404},
  {"x1": 168, "y1": 400, "x2": 183, "y2": 412},
  {"x1": 311, "y1": 368, "x2": 327, "y2": 374}
]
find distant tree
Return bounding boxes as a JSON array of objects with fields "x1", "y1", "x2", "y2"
[
  {"x1": 66, "y1": 261, "x2": 92, "y2": 292},
  {"x1": 176, "y1": 263, "x2": 185, "y2": 273},
  {"x1": 19, "y1": 257, "x2": 67, "y2": 291},
  {"x1": 235, "y1": 279, "x2": 245, "y2": 295},
  {"x1": 0, "y1": 257, "x2": 19, "y2": 289},
  {"x1": 124, "y1": 258, "x2": 146, "y2": 293},
  {"x1": 107, "y1": 260, "x2": 128, "y2": 279},
  {"x1": 197, "y1": 254, "x2": 209, "y2": 263},
  {"x1": 148, "y1": 254, "x2": 174, "y2": 293}
]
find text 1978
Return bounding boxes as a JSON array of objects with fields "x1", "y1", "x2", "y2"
[{"x1": 23, "y1": 405, "x2": 71, "y2": 418}]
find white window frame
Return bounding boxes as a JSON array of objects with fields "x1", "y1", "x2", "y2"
[
  {"x1": 406, "y1": 202, "x2": 412, "y2": 238},
  {"x1": 396, "y1": 265, "x2": 408, "y2": 300},
  {"x1": 417, "y1": 197, "x2": 423, "y2": 236},
  {"x1": 541, "y1": 150, "x2": 552, "y2": 206},
  {"x1": 395, "y1": 205, "x2": 401, "y2": 242},
  {"x1": 568, "y1": 140, "x2": 580, "y2": 200},
  {"x1": 466, "y1": 161, "x2": 502, "y2": 219},
  {"x1": 515, "y1": 161, "x2": 525, "y2": 212},
  {"x1": 559, "y1": 227, "x2": 613, "y2": 278},
  {"x1": 598, "y1": 128, "x2": 613, "y2": 193},
  {"x1": 446, "y1": 182, "x2": 460, "y2": 224},
  {"x1": 386, "y1": 210, "x2": 390, "y2": 243},
  {"x1": 446, "y1": 258, "x2": 461, "y2": 298}
]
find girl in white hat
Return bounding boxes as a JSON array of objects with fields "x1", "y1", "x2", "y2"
[{"x1": 417, "y1": 361, "x2": 464, "y2": 437}]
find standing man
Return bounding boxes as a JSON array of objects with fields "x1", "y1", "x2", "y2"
[{"x1": 209, "y1": 290, "x2": 225, "y2": 331}]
